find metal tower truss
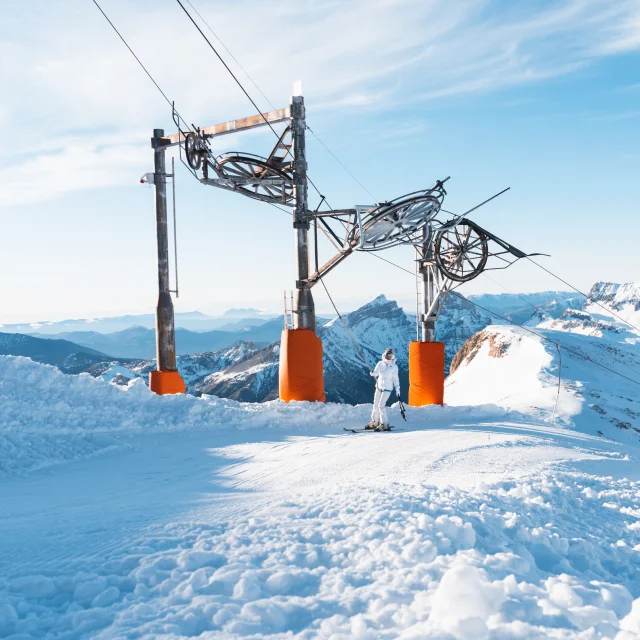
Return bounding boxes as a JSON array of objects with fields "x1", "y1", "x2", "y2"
[{"x1": 164, "y1": 99, "x2": 542, "y2": 333}]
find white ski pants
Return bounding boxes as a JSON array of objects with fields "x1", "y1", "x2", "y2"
[{"x1": 371, "y1": 389, "x2": 392, "y2": 425}]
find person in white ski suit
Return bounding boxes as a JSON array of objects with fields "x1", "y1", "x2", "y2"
[{"x1": 368, "y1": 348, "x2": 400, "y2": 429}]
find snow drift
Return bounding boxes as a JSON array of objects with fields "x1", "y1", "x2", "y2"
[{"x1": 0, "y1": 355, "x2": 509, "y2": 479}]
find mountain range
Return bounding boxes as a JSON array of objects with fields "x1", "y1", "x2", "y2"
[
  {"x1": 468, "y1": 290, "x2": 585, "y2": 325},
  {"x1": 29, "y1": 318, "x2": 287, "y2": 359},
  {"x1": 1, "y1": 309, "x2": 277, "y2": 335},
  {"x1": 56, "y1": 293, "x2": 492, "y2": 404},
  {"x1": 2, "y1": 285, "x2": 626, "y2": 406}
]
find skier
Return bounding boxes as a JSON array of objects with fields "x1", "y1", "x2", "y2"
[{"x1": 366, "y1": 347, "x2": 401, "y2": 431}]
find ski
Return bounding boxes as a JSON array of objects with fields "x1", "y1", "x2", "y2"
[{"x1": 343, "y1": 426, "x2": 401, "y2": 433}]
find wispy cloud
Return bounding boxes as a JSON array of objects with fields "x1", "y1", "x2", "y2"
[{"x1": 1, "y1": 0, "x2": 639, "y2": 206}]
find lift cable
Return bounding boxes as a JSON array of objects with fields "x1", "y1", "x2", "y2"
[
  {"x1": 90, "y1": 0, "x2": 190, "y2": 131},
  {"x1": 184, "y1": 0, "x2": 277, "y2": 112},
  {"x1": 319, "y1": 278, "x2": 374, "y2": 372},
  {"x1": 176, "y1": 0, "x2": 376, "y2": 203},
  {"x1": 305, "y1": 126, "x2": 377, "y2": 201},
  {"x1": 365, "y1": 252, "x2": 640, "y2": 388}
]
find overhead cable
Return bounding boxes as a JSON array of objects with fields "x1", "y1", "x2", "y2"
[
  {"x1": 90, "y1": 0, "x2": 189, "y2": 130},
  {"x1": 184, "y1": 0, "x2": 278, "y2": 112}
]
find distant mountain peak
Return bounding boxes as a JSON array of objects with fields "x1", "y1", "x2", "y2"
[
  {"x1": 222, "y1": 308, "x2": 263, "y2": 318},
  {"x1": 588, "y1": 281, "x2": 640, "y2": 305}
]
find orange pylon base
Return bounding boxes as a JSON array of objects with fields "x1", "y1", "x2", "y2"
[
  {"x1": 279, "y1": 329, "x2": 326, "y2": 403},
  {"x1": 408, "y1": 341, "x2": 445, "y2": 406},
  {"x1": 149, "y1": 369, "x2": 186, "y2": 395}
]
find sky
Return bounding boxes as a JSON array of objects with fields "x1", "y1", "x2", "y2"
[{"x1": 1, "y1": 0, "x2": 639, "y2": 323}]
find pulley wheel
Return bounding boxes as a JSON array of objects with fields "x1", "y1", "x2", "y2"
[
  {"x1": 216, "y1": 154, "x2": 293, "y2": 203},
  {"x1": 434, "y1": 223, "x2": 489, "y2": 282},
  {"x1": 185, "y1": 133, "x2": 202, "y2": 171}
]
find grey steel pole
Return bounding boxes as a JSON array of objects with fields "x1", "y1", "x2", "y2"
[
  {"x1": 420, "y1": 227, "x2": 436, "y2": 342},
  {"x1": 152, "y1": 128, "x2": 178, "y2": 371},
  {"x1": 290, "y1": 94, "x2": 315, "y2": 331}
]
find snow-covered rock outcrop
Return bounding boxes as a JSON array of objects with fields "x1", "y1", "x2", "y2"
[
  {"x1": 448, "y1": 323, "x2": 640, "y2": 443},
  {"x1": 585, "y1": 281, "x2": 640, "y2": 329}
]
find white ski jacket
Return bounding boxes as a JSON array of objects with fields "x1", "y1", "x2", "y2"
[{"x1": 371, "y1": 354, "x2": 400, "y2": 394}]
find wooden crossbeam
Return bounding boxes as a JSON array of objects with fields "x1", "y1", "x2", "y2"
[{"x1": 166, "y1": 107, "x2": 290, "y2": 146}]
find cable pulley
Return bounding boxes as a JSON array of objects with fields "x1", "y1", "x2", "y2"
[
  {"x1": 185, "y1": 133, "x2": 203, "y2": 171},
  {"x1": 434, "y1": 222, "x2": 489, "y2": 283}
]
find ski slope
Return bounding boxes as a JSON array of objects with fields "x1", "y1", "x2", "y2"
[{"x1": 1, "y1": 355, "x2": 640, "y2": 638}]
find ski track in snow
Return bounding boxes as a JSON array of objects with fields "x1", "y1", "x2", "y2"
[{"x1": 2, "y1": 356, "x2": 640, "y2": 638}]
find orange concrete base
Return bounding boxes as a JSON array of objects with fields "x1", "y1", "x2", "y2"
[
  {"x1": 149, "y1": 369, "x2": 186, "y2": 395},
  {"x1": 408, "y1": 341, "x2": 445, "y2": 406},
  {"x1": 279, "y1": 329, "x2": 326, "y2": 403}
]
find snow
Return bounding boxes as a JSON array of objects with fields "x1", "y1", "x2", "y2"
[
  {"x1": 2, "y1": 339, "x2": 640, "y2": 638},
  {"x1": 586, "y1": 282, "x2": 640, "y2": 330},
  {"x1": 447, "y1": 323, "x2": 640, "y2": 444},
  {"x1": 99, "y1": 363, "x2": 137, "y2": 384}
]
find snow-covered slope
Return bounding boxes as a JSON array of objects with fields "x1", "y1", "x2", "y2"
[
  {"x1": 448, "y1": 321, "x2": 640, "y2": 444},
  {"x1": 1, "y1": 354, "x2": 640, "y2": 638}
]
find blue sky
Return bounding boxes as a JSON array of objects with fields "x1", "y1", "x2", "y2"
[{"x1": 1, "y1": 0, "x2": 639, "y2": 323}]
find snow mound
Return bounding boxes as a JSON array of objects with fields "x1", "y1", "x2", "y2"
[{"x1": 0, "y1": 355, "x2": 511, "y2": 478}]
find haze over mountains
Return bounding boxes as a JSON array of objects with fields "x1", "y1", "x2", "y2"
[
  {"x1": 0, "y1": 309, "x2": 276, "y2": 335},
  {"x1": 30, "y1": 319, "x2": 287, "y2": 360}
]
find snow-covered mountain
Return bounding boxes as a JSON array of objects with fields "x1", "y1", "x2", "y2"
[
  {"x1": 0, "y1": 310, "x2": 277, "y2": 335},
  {"x1": 468, "y1": 290, "x2": 585, "y2": 325},
  {"x1": 193, "y1": 343, "x2": 280, "y2": 402},
  {"x1": 0, "y1": 332, "x2": 112, "y2": 373},
  {"x1": 42, "y1": 293, "x2": 489, "y2": 404},
  {"x1": 538, "y1": 308, "x2": 626, "y2": 337},
  {"x1": 3, "y1": 292, "x2": 640, "y2": 639},
  {"x1": 192, "y1": 293, "x2": 490, "y2": 404},
  {"x1": 585, "y1": 281, "x2": 640, "y2": 328},
  {"x1": 448, "y1": 310, "x2": 640, "y2": 443}
]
